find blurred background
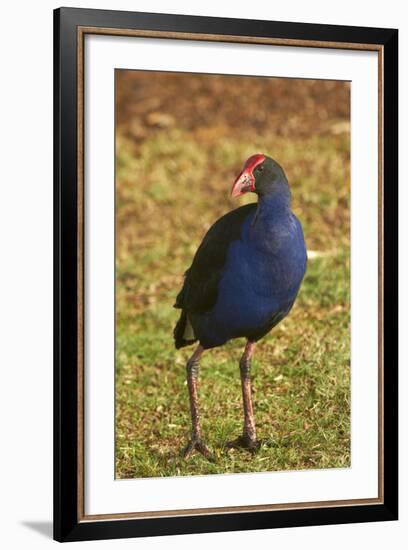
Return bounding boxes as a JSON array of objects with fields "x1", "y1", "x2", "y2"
[{"x1": 115, "y1": 70, "x2": 350, "y2": 478}]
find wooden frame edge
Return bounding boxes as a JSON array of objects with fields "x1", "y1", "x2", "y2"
[
  {"x1": 77, "y1": 24, "x2": 85, "y2": 522},
  {"x1": 79, "y1": 497, "x2": 383, "y2": 523},
  {"x1": 78, "y1": 25, "x2": 383, "y2": 51}
]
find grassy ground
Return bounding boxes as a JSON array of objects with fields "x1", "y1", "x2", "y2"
[{"x1": 115, "y1": 71, "x2": 350, "y2": 478}]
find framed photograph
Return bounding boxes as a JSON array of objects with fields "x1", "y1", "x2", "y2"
[{"x1": 54, "y1": 7, "x2": 398, "y2": 542}]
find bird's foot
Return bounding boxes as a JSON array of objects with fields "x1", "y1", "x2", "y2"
[
  {"x1": 182, "y1": 436, "x2": 215, "y2": 461},
  {"x1": 226, "y1": 433, "x2": 260, "y2": 455}
]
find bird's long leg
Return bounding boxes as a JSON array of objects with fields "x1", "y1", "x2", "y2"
[
  {"x1": 240, "y1": 341, "x2": 257, "y2": 444},
  {"x1": 183, "y1": 345, "x2": 213, "y2": 460},
  {"x1": 228, "y1": 341, "x2": 259, "y2": 453}
]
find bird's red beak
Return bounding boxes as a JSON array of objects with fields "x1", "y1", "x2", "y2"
[
  {"x1": 231, "y1": 154, "x2": 266, "y2": 198},
  {"x1": 231, "y1": 170, "x2": 255, "y2": 197}
]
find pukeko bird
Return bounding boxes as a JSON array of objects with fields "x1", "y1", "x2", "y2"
[{"x1": 174, "y1": 154, "x2": 307, "y2": 459}]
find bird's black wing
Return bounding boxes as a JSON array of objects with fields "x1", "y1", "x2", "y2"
[{"x1": 175, "y1": 203, "x2": 256, "y2": 314}]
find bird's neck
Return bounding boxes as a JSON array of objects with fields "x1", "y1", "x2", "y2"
[
  {"x1": 249, "y1": 182, "x2": 293, "y2": 249},
  {"x1": 256, "y1": 181, "x2": 292, "y2": 218}
]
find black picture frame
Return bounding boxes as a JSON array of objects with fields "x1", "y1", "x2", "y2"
[{"x1": 54, "y1": 7, "x2": 398, "y2": 542}]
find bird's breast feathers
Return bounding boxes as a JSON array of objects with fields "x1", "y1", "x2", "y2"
[{"x1": 229, "y1": 211, "x2": 307, "y2": 296}]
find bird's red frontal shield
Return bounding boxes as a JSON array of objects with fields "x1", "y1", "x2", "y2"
[{"x1": 231, "y1": 153, "x2": 266, "y2": 197}]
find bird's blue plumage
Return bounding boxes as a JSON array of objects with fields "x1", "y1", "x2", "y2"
[
  {"x1": 174, "y1": 159, "x2": 307, "y2": 350},
  {"x1": 188, "y1": 193, "x2": 306, "y2": 348}
]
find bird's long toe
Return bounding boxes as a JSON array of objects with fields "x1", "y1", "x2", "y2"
[
  {"x1": 182, "y1": 437, "x2": 215, "y2": 461},
  {"x1": 226, "y1": 434, "x2": 260, "y2": 455}
]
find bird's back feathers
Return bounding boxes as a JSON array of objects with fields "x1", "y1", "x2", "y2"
[
  {"x1": 174, "y1": 203, "x2": 256, "y2": 349},
  {"x1": 174, "y1": 203, "x2": 256, "y2": 315}
]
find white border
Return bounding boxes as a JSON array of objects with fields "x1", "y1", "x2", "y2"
[{"x1": 84, "y1": 35, "x2": 378, "y2": 516}]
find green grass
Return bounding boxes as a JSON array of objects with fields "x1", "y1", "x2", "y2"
[{"x1": 115, "y1": 124, "x2": 351, "y2": 479}]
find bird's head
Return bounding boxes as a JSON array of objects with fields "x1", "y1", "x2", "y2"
[{"x1": 231, "y1": 154, "x2": 288, "y2": 198}]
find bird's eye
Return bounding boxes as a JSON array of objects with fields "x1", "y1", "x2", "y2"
[{"x1": 257, "y1": 165, "x2": 264, "y2": 173}]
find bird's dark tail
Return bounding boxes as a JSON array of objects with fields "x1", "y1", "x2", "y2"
[{"x1": 174, "y1": 310, "x2": 197, "y2": 349}]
